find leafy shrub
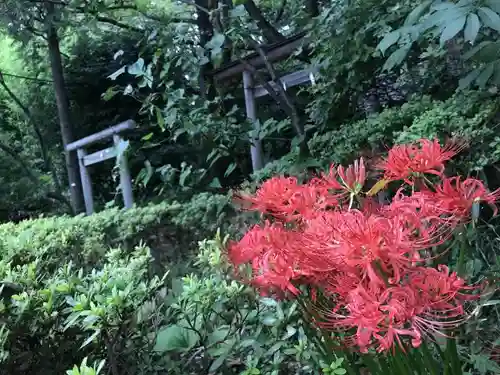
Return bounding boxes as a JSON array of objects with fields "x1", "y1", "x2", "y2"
[
  {"x1": 0, "y1": 242, "x2": 166, "y2": 374},
  {"x1": 153, "y1": 233, "x2": 331, "y2": 375},
  {"x1": 0, "y1": 196, "x2": 333, "y2": 375},
  {"x1": 308, "y1": 96, "x2": 435, "y2": 165},
  {"x1": 0, "y1": 196, "x2": 232, "y2": 374},
  {"x1": 394, "y1": 91, "x2": 500, "y2": 172},
  {"x1": 308, "y1": 91, "x2": 500, "y2": 175}
]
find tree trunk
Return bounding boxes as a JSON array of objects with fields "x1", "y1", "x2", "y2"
[
  {"x1": 196, "y1": 0, "x2": 217, "y2": 100},
  {"x1": 244, "y1": 0, "x2": 285, "y2": 43},
  {"x1": 45, "y1": 2, "x2": 85, "y2": 214},
  {"x1": 306, "y1": 0, "x2": 320, "y2": 17},
  {"x1": 221, "y1": 0, "x2": 233, "y2": 64}
]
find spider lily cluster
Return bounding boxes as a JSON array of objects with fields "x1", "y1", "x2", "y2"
[{"x1": 229, "y1": 139, "x2": 497, "y2": 353}]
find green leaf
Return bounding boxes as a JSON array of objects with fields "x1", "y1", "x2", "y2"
[
  {"x1": 155, "y1": 106, "x2": 165, "y2": 131},
  {"x1": 127, "y1": 58, "x2": 145, "y2": 76},
  {"x1": 260, "y1": 297, "x2": 278, "y2": 307},
  {"x1": 208, "y1": 341, "x2": 234, "y2": 373},
  {"x1": 282, "y1": 325, "x2": 297, "y2": 340},
  {"x1": 487, "y1": 0, "x2": 500, "y2": 13},
  {"x1": 458, "y1": 68, "x2": 481, "y2": 89},
  {"x1": 208, "y1": 353, "x2": 228, "y2": 373},
  {"x1": 209, "y1": 178, "x2": 222, "y2": 188},
  {"x1": 224, "y1": 163, "x2": 237, "y2": 177},
  {"x1": 404, "y1": 1, "x2": 432, "y2": 26},
  {"x1": 141, "y1": 132, "x2": 154, "y2": 141},
  {"x1": 230, "y1": 4, "x2": 246, "y2": 17},
  {"x1": 154, "y1": 325, "x2": 199, "y2": 353},
  {"x1": 464, "y1": 13, "x2": 481, "y2": 44},
  {"x1": 440, "y1": 15, "x2": 467, "y2": 46},
  {"x1": 265, "y1": 341, "x2": 285, "y2": 356},
  {"x1": 208, "y1": 327, "x2": 230, "y2": 345},
  {"x1": 463, "y1": 41, "x2": 492, "y2": 60},
  {"x1": 377, "y1": 31, "x2": 400, "y2": 56},
  {"x1": 382, "y1": 45, "x2": 411, "y2": 71},
  {"x1": 470, "y1": 353, "x2": 500, "y2": 375},
  {"x1": 261, "y1": 315, "x2": 277, "y2": 326},
  {"x1": 476, "y1": 63, "x2": 495, "y2": 88},
  {"x1": 480, "y1": 299, "x2": 500, "y2": 306},
  {"x1": 206, "y1": 33, "x2": 225, "y2": 52},
  {"x1": 478, "y1": 7, "x2": 500, "y2": 31},
  {"x1": 80, "y1": 329, "x2": 101, "y2": 349}
]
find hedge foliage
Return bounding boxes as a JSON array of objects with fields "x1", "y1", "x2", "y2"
[
  {"x1": 255, "y1": 91, "x2": 500, "y2": 183},
  {"x1": 0, "y1": 196, "x2": 327, "y2": 375},
  {"x1": 0, "y1": 192, "x2": 231, "y2": 269},
  {"x1": 0, "y1": 193, "x2": 234, "y2": 374}
]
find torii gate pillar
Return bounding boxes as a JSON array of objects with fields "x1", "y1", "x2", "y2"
[{"x1": 66, "y1": 120, "x2": 136, "y2": 215}]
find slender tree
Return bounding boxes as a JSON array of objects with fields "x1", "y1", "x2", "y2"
[{"x1": 0, "y1": 0, "x2": 85, "y2": 213}]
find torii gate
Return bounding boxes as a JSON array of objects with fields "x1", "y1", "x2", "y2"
[
  {"x1": 210, "y1": 33, "x2": 316, "y2": 172},
  {"x1": 65, "y1": 120, "x2": 136, "y2": 215}
]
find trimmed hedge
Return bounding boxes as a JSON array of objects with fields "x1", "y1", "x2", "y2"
[
  {"x1": 0, "y1": 193, "x2": 231, "y2": 272},
  {"x1": 0, "y1": 194, "x2": 232, "y2": 375}
]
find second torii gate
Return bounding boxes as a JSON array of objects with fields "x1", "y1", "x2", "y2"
[
  {"x1": 65, "y1": 120, "x2": 136, "y2": 215},
  {"x1": 210, "y1": 33, "x2": 316, "y2": 172}
]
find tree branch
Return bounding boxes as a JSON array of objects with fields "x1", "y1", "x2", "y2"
[
  {"x1": 0, "y1": 140, "x2": 70, "y2": 208},
  {"x1": 0, "y1": 71, "x2": 67, "y2": 204},
  {"x1": 250, "y1": 41, "x2": 304, "y2": 138},
  {"x1": 94, "y1": 15, "x2": 144, "y2": 33},
  {"x1": 244, "y1": 0, "x2": 285, "y2": 43}
]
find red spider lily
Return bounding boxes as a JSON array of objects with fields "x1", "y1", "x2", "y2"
[
  {"x1": 228, "y1": 222, "x2": 310, "y2": 296},
  {"x1": 228, "y1": 138, "x2": 490, "y2": 353},
  {"x1": 378, "y1": 139, "x2": 464, "y2": 183},
  {"x1": 315, "y1": 267, "x2": 477, "y2": 353},
  {"x1": 337, "y1": 157, "x2": 366, "y2": 195},
  {"x1": 235, "y1": 176, "x2": 339, "y2": 222},
  {"x1": 431, "y1": 176, "x2": 500, "y2": 220},
  {"x1": 312, "y1": 158, "x2": 367, "y2": 199}
]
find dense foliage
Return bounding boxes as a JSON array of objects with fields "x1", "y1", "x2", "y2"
[
  {"x1": 0, "y1": 0, "x2": 499, "y2": 374},
  {"x1": 0, "y1": 209, "x2": 331, "y2": 375}
]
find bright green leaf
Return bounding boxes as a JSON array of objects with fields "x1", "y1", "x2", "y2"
[
  {"x1": 141, "y1": 132, "x2": 154, "y2": 141},
  {"x1": 478, "y1": 7, "x2": 500, "y2": 31},
  {"x1": 440, "y1": 15, "x2": 467, "y2": 46},
  {"x1": 464, "y1": 13, "x2": 481, "y2": 44},
  {"x1": 153, "y1": 325, "x2": 199, "y2": 353},
  {"x1": 404, "y1": 1, "x2": 432, "y2": 26},
  {"x1": 377, "y1": 31, "x2": 400, "y2": 56}
]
